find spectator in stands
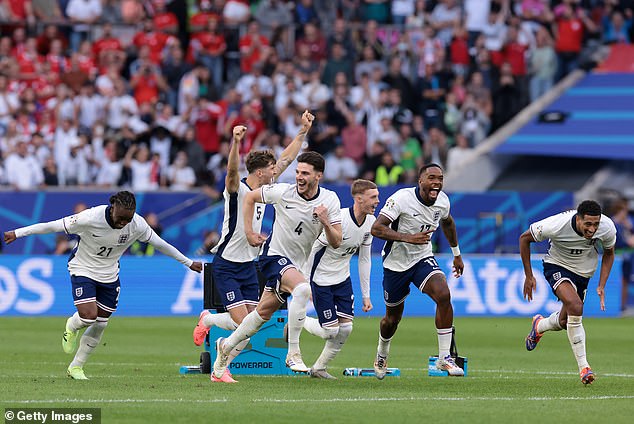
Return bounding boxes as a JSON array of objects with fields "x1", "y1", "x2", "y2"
[
  {"x1": 178, "y1": 62, "x2": 211, "y2": 115},
  {"x1": 327, "y1": 17, "x2": 355, "y2": 56},
  {"x1": 235, "y1": 62, "x2": 274, "y2": 103},
  {"x1": 179, "y1": 126, "x2": 206, "y2": 177},
  {"x1": 42, "y1": 156, "x2": 59, "y2": 187},
  {"x1": 167, "y1": 151, "x2": 197, "y2": 191},
  {"x1": 106, "y1": 80, "x2": 139, "y2": 131},
  {"x1": 124, "y1": 144, "x2": 162, "y2": 192},
  {"x1": 397, "y1": 121, "x2": 423, "y2": 183},
  {"x1": 223, "y1": 0, "x2": 251, "y2": 25},
  {"x1": 425, "y1": 126, "x2": 448, "y2": 167},
  {"x1": 60, "y1": 142, "x2": 90, "y2": 187},
  {"x1": 75, "y1": 82, "x2": 105, "y2": 132},
  {"x1": 375, "y1": 151, "x2": 403, "y2": 186},
  {"x1": 239, "y1": 20, "x2": 270, "y2": 74},
  {"x1": 492, "y1": 62, "x2": 521, "y2": 131},
  {"x1": 418, "y1": 63, "x2": 446, "y2": 130},
  {"x1": 321, "y1": 42, "x2": 354, "y2": 87},
  {"x1": 295, "y1": 22, "x2": 328, "y2": 64},
  {"x1": 603, "y1": 9, "x2": 632, "y2": 44},
  {"x1": 5, "y1": 140, "x2": 43, "y2": 190},
  {"x1": 446, "y1": 133, "x2": 473, "y2": 175},
  {"x1": 161, "y1": 45, "x2": 192, "y2": 112},
  {"x1": 191, "y1": 16, "x2": 227, "y2": 93},
  {"x1": 256, "y1": 0, "x2": 293, "y2": 40},
  {"x1": 130, "y1": 212, "x2": 164, "y2": 256},
  {"x1": 95, "y1": 138, "x2": 122, "y2": 188},
  {"x1": 323, "y1": 144, "x2": 358, "y2": 183},
  {"x1": 153, "y1": 0, "x2": 179, "y2": 35},
  {"x1": 552, "y1": 1, "x2": 597, "y2": 81},
  {"x1": 529, "y1": 26, "x2": 557, "y2": 101},
  {"x1": 66, "y1": 0, "x2": 102, "y2": 53}
]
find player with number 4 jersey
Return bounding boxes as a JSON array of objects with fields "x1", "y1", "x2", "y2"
[
  {"x1": 3, "y1": 191, "x2": 202, "y2": 380},
  {"x1": 211, "y1": 151, "x2": 342, "y2": 380},
  {"x1": 193, "y1": 111, "x2": 313, "y2": 383},
  {"x1": 371, "y1": 163, "x2": 465, "y2": 379}
]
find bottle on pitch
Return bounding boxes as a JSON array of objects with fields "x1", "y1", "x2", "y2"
[{"x1": 343, "y1": 368, "x2": 377, "y2": 377}]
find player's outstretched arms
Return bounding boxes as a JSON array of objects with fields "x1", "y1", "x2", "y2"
[
  {"x1": 5, "y1": 219, "x2": 67, "y2": 243},
  {"x1": 147, "y1": 233, "x2": 201, "y2": 271},
  {"x1": 371, "y1": 214, "x2": 432, "y2": 244}
]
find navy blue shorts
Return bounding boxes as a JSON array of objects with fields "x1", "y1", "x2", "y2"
[
  {"x1": 311, "y1": 278, "x2": 354, "y2": 326},
  {"x1": 212, "y1": 256, "x2": 260, "y2": 309},
  {"x1": 543, "y1": 262, "x2": 590, "y2": 302},
  {"x1": 382, "y1": 256, "x2": 445, "y2": 307},
  {"x1": 71, "y1": 275, "x2": 120, "y2": 314},
  {"x1": 258, "y1": 255, "x2": 297, "y2": 303}
]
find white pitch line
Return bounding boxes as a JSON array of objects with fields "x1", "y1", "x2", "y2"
[{"x1": 5, "y1": 396, "x2": 634, "y2": 405}]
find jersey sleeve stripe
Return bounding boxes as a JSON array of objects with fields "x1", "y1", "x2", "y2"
[
  {"x1": 379, "y1": 211, "x2": 396, "y2": 222},
  {"x1": 62, "y1": 218, "x2": 69, "y2": 234},
  {"x1": 529, "y1": 224, "x2": 538, "y2": 241}
]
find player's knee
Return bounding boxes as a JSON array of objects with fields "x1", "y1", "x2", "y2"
[
  {"x1": 337, "y1": 322, "x2": 353, "y2": 340},
  {"x1": 323, "y1": 326, "x2": 339, "y2": 340},
  {"x1": 291, "y1": 283, "x2": 311, "y2": 302},
  {"x1": 79, "y1": 310, "x2": 98, "y2": 321},
  {"x1": 383, "y1": 314, "x2": 401, "y2": 328},
  {"x1": 434, "y1": 286, "x2": 451, "y2": 305},
  {"x1": 567, "y1": 300, "x2": 583, "y2": 317}
]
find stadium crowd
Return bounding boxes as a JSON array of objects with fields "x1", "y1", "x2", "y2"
[{"x1": 0, "y1": 0, "x2": 632, "y2": 194}]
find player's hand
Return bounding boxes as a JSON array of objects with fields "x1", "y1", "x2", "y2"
[
  {"x1": 313, "y1": 204, "x2": 329, "y2": 225},
  {"x1": 233, "y1": 125, "x2": 247, "y2": 141},
  {"x1": 523, "y1": 275, "x2": 537, "y2": 302},
  {"x1": 597, "y1": 286, "x2": 606, "y2": 311},
  {"x1": 189, "y1": 261, "x2": 203, "y2": 273},
  {"x1": 452, "y1": 255, "x2": 464, "y2": 277},
  {"x1": 362, "y1": 297, "x2": 373, "y2": 312},
  {"x1": 407, "y1": 230, "x2": 433, "y2": 245},
  {"x1": 301, "y1": 110, "x2": 315, "y2": 129},
  {"x1": 3, "y1": 230, "x2": 16, "y2": 245},
  {"x1": 246, "y1": 231, "x2": 268, "y2": 247}
]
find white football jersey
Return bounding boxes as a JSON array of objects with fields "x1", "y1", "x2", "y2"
[
  {"x1": 529, "y1": 210, "x2": 617, "y2": 277},
  {"x1": 308, "y1": 207, "x2": 374, "y2": 286},
  {"x1": 379, "y1": 187, "x2": 450, "y2": 272},
  {"x1": 261, "y1": 183, "x2": 342, "y2": 273},
  {"x1": 62, "y1": 205, "x2": 154, "y2": 283},
  {"x1": 211, "y1": 179, "x2": 265, "y2": 263}
]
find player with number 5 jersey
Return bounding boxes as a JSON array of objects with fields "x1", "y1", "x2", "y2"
[
  {"x1": 3, "y1": 191, "x2": 202, "y2": 380},
  {"x1": 371, "y1": 163, "x2": 465, "y2": 379}
]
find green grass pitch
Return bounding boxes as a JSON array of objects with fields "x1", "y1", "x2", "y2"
[{"x1": 1, "y1": 316, "x2": 633, "y2": 423}]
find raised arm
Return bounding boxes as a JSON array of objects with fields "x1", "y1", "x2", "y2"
[
  {"x1": 273, "y1": 110, "x2": 314, "y2": 180},
  {"x1": 519, "y1": 230, "x2": 537, "y2": 301},
  {"x1": 225, "y1": 125, "x2": 247, "y2": 194},
  {"x1": 371, "y1": 214, "x2": 432, "y2": 244},
  {"x1": 596, "y1": 247, "x2": 615, "y2": 311},
  {"x1": 440, "y1": 214, "x2": 464, "y2": 277},
  {"x1": 243, "y1": 188, "x2": 268, "y2": 247}
]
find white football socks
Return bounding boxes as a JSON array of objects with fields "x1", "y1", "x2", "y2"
[
  {"x1": 226, "y1": 338, "x2": 250, "y2": 366},
  {"x1": 223, "y1": 310, "x2": 266, "y2": 353},
  {"x1": 377, "y1": 332, "x2": 392, "y2": 358},
  {"x1": 312, "y1": 322, "x2": 352, "y2": 370},
  {"x1": 70, "y1": 317, "x2": 108, "y2": 368},
  {"x1": 437, "y1": 327, "x2": 453, "y2": 358},
  {"x1": 304, "y1": 317, "x2": 339, "y2": 339},
  {"x1": 537, "y1": 311, "x2": 563, "y2": 333},
  {"x1": 567, "y1": 315, "x2": 590, "y2": 371},
  {"x1": 67, "y1": 312, "x2": 95, "y2": 332},
  {"x1": 287, "y1": 283, "x2": 311, "y2": 355},
  {"x1": 202, "y1": 311, "x2": 238, "y2": 331}
]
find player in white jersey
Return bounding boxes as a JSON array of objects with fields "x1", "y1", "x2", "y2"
[
  {"x1": 371, "y1": 163, "x2": 465, "y2": 379},
  {"x1": 211, "y1": 151, "x2": 342, "y2": 379},
  {"x1": 3, "y1": 191, "x2": 202, "y2": 380},
  {"x1": 301, "y1": 179, "x2": 379, "y2": 379},
  {"x1": 192, "y1": 112, "x2": 313, "y2": 383},
  {"x1": 521, "y1": 200, "x2": 617, "y2": 385}
]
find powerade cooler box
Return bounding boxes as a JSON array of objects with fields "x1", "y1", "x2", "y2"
[{"x1": 181, "y1": 262, "x2": 292, "y2": 376}]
